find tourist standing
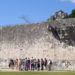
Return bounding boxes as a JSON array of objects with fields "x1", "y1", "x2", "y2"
[
  {"x1": 31, "y1": 57, "x2": 34, "y2": 71},
  {"x1": 44, "y1": 58, "x2": 47, "y2": 70},
  {"x1": 28, "y1": 58, "x2": 30, "y2": 70},
  {"x1": 24, "y1": 58, "x2": 28, "y2": 71},
  {"x1": 41, "y1": 58, "x2": 44, "y2": 71},
  {"x1": 34, "y1": 59, "x2": 38, "y2": 70},
  {"x1": 37, "y1": 59, "x2": 40, "y2": 71}
]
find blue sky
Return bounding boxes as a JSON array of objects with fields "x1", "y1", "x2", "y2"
[{"x1": 0, "y1": 0, "x2": 75, "y2": 26}]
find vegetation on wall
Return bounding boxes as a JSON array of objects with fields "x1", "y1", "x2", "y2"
[{"x1": 68, "y1": 9, "x2": 75, "y2": 18}]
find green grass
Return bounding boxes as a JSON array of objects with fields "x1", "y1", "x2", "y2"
[{"x1": 0, "y1": 72, "x2": 75, "y2": 75}]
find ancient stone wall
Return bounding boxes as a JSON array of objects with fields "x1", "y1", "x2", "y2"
[
  {"x1": 0, "y1": 18, "x2": 75, "y2": 70},
  {"x1": 49, "y1": 10, "x2": 68, "y2": 21}
]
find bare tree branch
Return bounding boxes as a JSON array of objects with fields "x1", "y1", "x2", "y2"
[{"x1": 19, "y1": 16, "x2": 31, "y2": 24}]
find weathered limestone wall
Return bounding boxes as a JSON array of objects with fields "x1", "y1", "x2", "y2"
[
  {"x1": 0, "y1": 23, "x2": 54, "y2": 60},
  {"x1": 0, "y1": 18, "x2": 75, "y2": 70},
  {"x1": 0, "y1": 20, "x2": 75, "y2": 60}
]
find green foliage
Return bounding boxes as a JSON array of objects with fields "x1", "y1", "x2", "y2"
[{"x1": 68, "y1": 9, "x2": 75, "y2": 18}]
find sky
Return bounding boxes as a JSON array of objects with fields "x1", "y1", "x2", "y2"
[{"x1": 0, "y1": 0, "x2": 75, "y2": 26}]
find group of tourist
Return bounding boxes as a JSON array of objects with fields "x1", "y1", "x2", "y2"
[{"x1": 9, "y1": 57, "x2": 53, "y2": 71}]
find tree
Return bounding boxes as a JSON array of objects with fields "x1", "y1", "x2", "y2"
[
  {"x1": 19, "y1": 16, "x2": 31, "y2": 24},
  {"x1": 68, "y1": 9, "x2": 75, "y2": 18}
]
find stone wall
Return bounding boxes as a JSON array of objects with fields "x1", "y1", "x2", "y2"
[
  {"x1": 49, "y1": 10, "x2": 68, "y2": 21},
  {"x1": 0, "y1": 18, "x2": 75, "y2": 70},
  {"x1": 0, "y1": 23, "x2": 54, "y2": 59}
]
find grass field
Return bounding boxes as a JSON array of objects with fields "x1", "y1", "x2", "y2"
[{"x1": 0, "y1": 72, "x2": 75, "y2": 75}]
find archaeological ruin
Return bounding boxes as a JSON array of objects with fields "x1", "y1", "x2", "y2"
[{"x1": 0, "y1": 10, "x2": 75, "y2": 70}]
